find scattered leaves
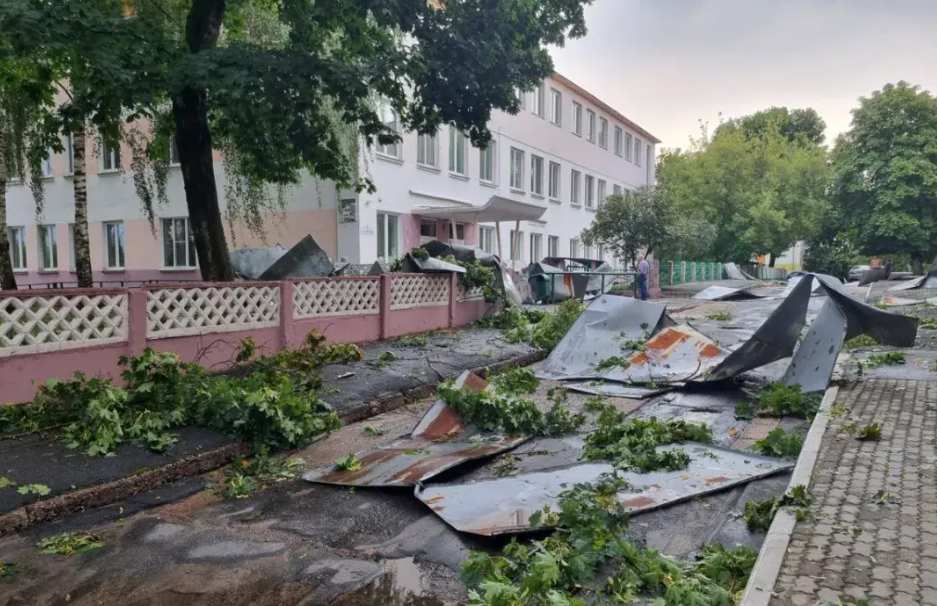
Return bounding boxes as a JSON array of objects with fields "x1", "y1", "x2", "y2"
[
  {"x1": 757, "y1": 382, "x2": 822, "y2": 419},
  {"x1": 707, "y1": 310, "x2": 733, "y2": 321},
  {"x1": 595, "y1": 356, "x2": 632, "y2": 372},
  {"x1": 212, "y1": 451, "x2": 304, "y2": 499},
  {"x1": 0, "y1": 560, "x2": 18, "y2": 578},
  {"x1": 865, "y1": 351, "x2": 906, "y2": 367},
  {"x1": 744, "y1": 485, "x2": 813, "y2": 533},
  {"x1": 37, "y1": 532, "x2": 105, "y2": 557},
  {"x1": 0, "y1": 477, "x2": 15, "y2": 489},
  {"x1": 844, "y1": 334, "x2": 879, "y2": 350},
  {"x1": 334, "y1": 454, "x2": 362, "y2": 471},
  {"x1": 855, "y1": 423, "x2": 882, "y2": 441},
  {"x1": 493, "y1": 454, "x2": 519, "y2": 477},
  {"x1": 492, "y1": 367, "x2": 540, "y2": 396},
  {"x1": 362, "y1": 426, "x2": 385, "y2": 437},
  {"x1": 16, "y1": 484, "x2": 51, "y2": 498},
  {"x1": 752, "y1": 428, "x2": 804, "y2": 460}
]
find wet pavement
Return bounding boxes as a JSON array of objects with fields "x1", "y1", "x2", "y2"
[{"x1": 3, "y1": 280, "x2": 935, "y2": 606}]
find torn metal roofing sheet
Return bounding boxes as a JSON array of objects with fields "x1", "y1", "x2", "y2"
[
  {"x1": 813, "y1": 273, "x2": 917, "y2": 347},
  {"x1": 691, "y1": 285, "x2": 760, "y2": 301},
  {"x1": 858, "y1": 267, "x2": 887, "y2": 286},
  {"x1": 564, "y1": 382, "x2": 673, "y2": 399},
  {"x1": 536, "y1": 295, "x2": 668, "y2": 380},
  {"x1": 880, "y1": 296, "x2": 921, "y2": 307},
  {"x1": 781, "y1": 275, "x2": 821, "y2": 298},
  {"x1": 782, "y1": 297, "x2": 848, "y2": 393},
  {"x1": 723, "y1": 263, "x2": 750, "y2": 281},
  {"x1": 303, "y1": 371, "x2": 527, "y2": 487},
  {"x1": 259, "y1": 235, "x2": 334, "y2": 280},
  {"x1": 601, "y1": 324, "x2": 727, "y2": 384},
  {"x1": 415, "y1": 443, "x2": 793, "y2": 536}
]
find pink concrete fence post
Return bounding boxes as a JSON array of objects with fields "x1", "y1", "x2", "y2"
[
  {"x1": 379, "y1": 274, "x2": 392, "y2": 340},
  {"x1": 127, "y1": 288, "x2": 148, "y2": 356},
  {"x1": 280, "y1": 280, "x2": 296, "y2": 349},
  {"x1": 448, "y1": 273, "x2": 458, "y2": 328}
]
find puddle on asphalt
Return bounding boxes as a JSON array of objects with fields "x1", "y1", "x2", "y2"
[{"x1": 331, "y1": 557, "x2": 446, "y2": 606}]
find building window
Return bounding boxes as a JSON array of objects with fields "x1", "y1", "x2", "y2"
[
  {"x1": 103, "y1": 221, "x2": 125, "y2": 270},
  {"x1": 479, "y1": 226, "x2": 495, "y2": 253},
  {"x1": 597, "y1": 179, "x2": 607, "y2": 207},
  {"x1": 417, "y1": 132, "x2": 438, "y2": 168},
  {"x1": 635, "y1": 138, "x2": 643, "y2": 167},
  {"x1": 449, "y1": 222, "x2": 466, "y2": 242},
  {"x1": 479, "y1": 142, "x2": 495, "y2": 183},
  {"x1": 529, "y1": 233, "x2": 542, "y2": 262},
  {"x1": 572, "y1": 102, "x2": 582, "y2": 136},
  {"x1": 101, "y1": 138, "x2": 119, "y2": 172},
  {"x1": 161, "y1": 217, "x2": 197, "y2": 268},
  {"x1": 531, "y1": 83, "x2": 545, "y2": 118},
  {"x1": 548, "y1": 161, "x2": 561, "y2": 200},
  {"x1": 510, "y1": 147, "x2": 525, "y2": 191},
  {"x1": 584, "y1": 175, "x2": 595, "y2": 208},
  {"x1": 419, "y1": 218, "x2": 437, "y2": 239},
  {"x1": 550, "y1": 89, "x2": 562, "y2": 126},
  {"x1": 448, "y1": 127, "x2": 467, "y2": 175},
  {"x1": 515, "y1": 87, "x2": 526, "y2": 110},
  {"x1": 509, "y1": 230, "x2": 523, "y2": 262},
  {"x1": 586, "y1": 110, "x2": 596, "y2": 143},
  {"x1": 38, "y1": 225, "x2": 57, "y2": 270},
  {"x1": 599, "y1": 118, "x2": 609, "y2": 149},
  {"x1": 530, "y1": 155, "x2": 544, "y2": 196},
  {"x1": 614, "y1": 127, "x2": 623, "y2": 156},
  {"x1": 377, "y1": 212, "x2": 400, "y2": 261},
  {"x1": 570, "y1": 169, "x2": 581, "y2": 205},
  {"x1": 547, "y1": 235, "x2": 559, "y2": 257},
  {"x1": 41, "y1": 150, "x2": 54, "y2": 178},
  {"x1": 7, "y1": 227, "x2": 26, "y2": 270},
  {"x1": 613, "y1": 184, "x2": 623, "y2": 196},
  {"x1": 377, "y1": 103, "x2": 400, "y2": 158},
  {"x1": 569, "y1": 237, "x2": 580, "y2": 258},
  {"x1": 625, "y1": 133, "x2": 634, "y2": 162},
  {"x1": 169, "y1": 139, "x2": 180, "y2": 166}
]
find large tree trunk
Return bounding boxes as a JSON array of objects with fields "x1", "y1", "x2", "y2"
[
  {"x1": 72, "y1": 125, "x2": 93, "y2": 288},
  {"x1": 768, "y1": 254, "x2": 776, "y2": 268},
  {"x1": 173, "y1": 0, "x2": 233, "y2": 282},
  {"x1": 0, "y1": 120, "x2": 17, "y2": 290}
]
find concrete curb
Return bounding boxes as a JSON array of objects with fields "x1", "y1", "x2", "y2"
[
  {"x1": 739, "y1": 384, "x2": 840, "y2": 606},
  {"x1": 0, "y1": 349, "x2": 545, "y2": 538}
]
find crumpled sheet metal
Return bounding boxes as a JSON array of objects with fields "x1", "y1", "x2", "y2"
[
  {"x1": 600, "y1": 324, "x2": 726, "y2": 384},
  {"x1": 858, "y1": 267, "x2": 888, "y2": 286},
  {"x1": 259, "y1": 235, "x2": 334, "y2": 280},
  {"x1": 230, "y1": 245, "x2": 288, "y2": 280},
  {"x1": 536, "y1": 295, "x2": 668, "y2": 380},
  {"x1": 691, "y1": 285, "x2": 761, "y2": 301},
  {"x1": 564, "y1": 381, "x2": 674, "y2": 399},
  {"x1": 781, "y1": 275, "x2": 821, "y2": 298},
  {"x1": 880, "y1": 296, "x2": 921, "y2": 307},
  {"x1": 888, "y1": 257, "x2": 937, "y2": 291},
  {"x1": 813, "y1": 273, "x2": 917, "y2": 347},
  {"x1": 303, "y1": 371, "x2": 527, "y2": 487},
  {"x1": 415, "y1": 443, "x2": 794, "y2": 536},
  {"x1": 782, "y1": 297, "x2": 848, "y2": 393},
  {"x1": 723, "y1": 262, "x2": 751, "y2": 281}
]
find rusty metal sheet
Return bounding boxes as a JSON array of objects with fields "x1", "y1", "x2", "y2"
[
  {"x1": 564, "y1": 381, "x2": 673, "y2": 399},
  {"x1": 600, "y1": 324, "x2": 727, "y2": 384},
  {"x1": 691, "y1": 285, "x2": 760, "y2": 301},
  {"x1": 415, "y1": 443, "x2": 793, "y2": 536},
  {"x1": 303, "y1": 371, "x2": 528, "y2": 487},
  {"x1": 880, "y1": 296, "x2": 921, "y2": 307}
]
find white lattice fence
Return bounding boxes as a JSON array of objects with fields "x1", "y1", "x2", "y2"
[
  {"x1": 391, "y1": 275, "x2": 450, "y2": 310},
  {"x1": 294, "y1": 278, "x2": 380, "y2": 318},
  {"x1": 147, "y1": 285, "x2": 280, "y2": 339},
  {"x1": 457, "y1": 284, "x2": 485, "y2": 302},
  {"x1": 0, "y1": 293, "x2": 128, "y2": 356}
]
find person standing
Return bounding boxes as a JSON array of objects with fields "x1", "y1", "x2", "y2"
[{"x1": 635, "y1": 253, "x2": 649, "y2": 301}]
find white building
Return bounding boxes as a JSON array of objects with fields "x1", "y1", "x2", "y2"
[{"x1": 4, "y1": 73, "x2": 658, "y2": 287}]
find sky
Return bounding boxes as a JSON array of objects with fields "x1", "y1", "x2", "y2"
[{"x1": 552, "y1": 0, "x2": 937, "y2": 150}]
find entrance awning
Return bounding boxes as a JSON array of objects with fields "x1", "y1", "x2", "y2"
[{"x1": 412, "y1": 194, "x2": 547, "y2": 223}]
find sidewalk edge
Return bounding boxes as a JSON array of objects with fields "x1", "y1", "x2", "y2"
[{"x1": 739, "y1": 383, "x2": 840, "y2": 606}]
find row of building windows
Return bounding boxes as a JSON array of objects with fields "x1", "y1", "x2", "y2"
[
  {"x1": 508, "y1": 147, "x2": 623, "y2": 208},
  {"x1": 5, "y1": 217, "x2": 195, "y2": 272},
  {"x1": 7, "y1": 136, "x2": 178, "y2": 183},
  {"x1": 518, "y1": 84, "x2": 645, "y2": 166},
  {"x1": 505, "y1": 229, "x2": 603, "y2": 263}
]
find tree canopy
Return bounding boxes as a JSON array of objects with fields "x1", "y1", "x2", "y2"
[
  {"x1": 829, "y1": 81, "x2": 937, "y2": 268},
  {"x1": 580, "y1": 187, "x2": 673, "y2": 267},
  {"x1": 0, "y1": 0, "x2": 594, "y2": 280}
]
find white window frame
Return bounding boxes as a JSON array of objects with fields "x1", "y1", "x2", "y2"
[
  {"x1": 613, "y1": 184, "x2": 623, "y2": 196},
  {"x1": 449, "y1": 222, "x2": 466, "y2": 244},
  {"x1": 169, "y1": 139, "x2": 180, "y2": 166},
  {"x1": 529, "y1": 233, "x2": 542, "y2": 262},
  {"x1": 417, "y1": 132, "x2": 438, "y2": 169},
  {"x1": 550, "y1": 89, "x2": 562, "y2": 126},
  {"x1": 548, "y1": 161, "x2": 561, "y2": 201},
  {"x1": 510, "y1": 147, "x2": 525, "y2": 192},
  {"x1": 569, "y1": 237, "x2": 580, "y2": 258},
  {"x1": 572, "y1": 102, "x2": 582, "y2": 136},
  {"x1": 377, "y1": 103, "x2": 401, "y2": 159},
  {"x1": 635, "y1": 138, "x2": 643, "y2": 167},
  {"x1": 100, "y1": 137, "x2": 120, "y2": 173},
  {"x1": 38, "y1": 224, "x2": 57, "y2": 271},
  {"x1": 41, "y1": 149, "x2": 54, "y2": 179},
  {"x1": 516, "y1": 87, "x2": 526, "y2": 110},
  {"x1": 161, "y1": 217, "x2": 197, "y2": 269},
  {"x1": 584, "y1": 244, "x2": 593, "y2": 260},
  {"x1": 586, "y1": 110, "x2": 596, "y2": 143},
  {"x1": 531, "y1": 83, "x2": 545, "y2": 118},
  {"x1": 103, "y1": 221, "x2": 126, "y2": 270},
  {"x1": 614, "y1": 127, "x2": 623, "y2": 156},
  {"x1": 65, "y1": 134, "x2": 75, "y2": 175},
  {"x1": 509, "y1": 230, "x2": 524, "y2": 262},
  {"x1": 68, "y1": 224, "x2": 76, "y2": 271},
  {"x1": 547, "y1": 235, "x2": 559, "y2": 257},
  {"x1": 625, "y1": 133, "x2": 634, "y2": 162},
  {"x1": 570, "y1": 169, "x2": 581, "y2": 206},
  {"x1": 530, "y1": 155, "x2": 544, "y2": 196},
  {"x1": 376, "y1": 212, "x2": 400, "y2": 261},
  {"x1": 478, "y1": 226, "x2": 495, "y2": 253},
  {"x1": 597, "y1": 179, "x2": 607, "y2": 208},
  {"x1": 7, "y1": 226, "x2": 26, "y2": 271},
  {"x1": 584, "y1": 174, "x2": 595, "y2": 208},
  {"x1": 599, "y1": 118, "x2": 609, "y2": 149},
  {"x1": 448, "y1": 126, "x2": 468, "y2": 176},
  {"x1": 479, "y1": 142, "x2": 496, "y2": 184}
]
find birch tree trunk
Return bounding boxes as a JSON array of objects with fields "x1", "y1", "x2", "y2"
[
  {"x1": 0, "y1": 117, "x2": 17, "y2": 290},
  {"x1": 72, "y1": 124, "x2": 93, "y2": 288}
]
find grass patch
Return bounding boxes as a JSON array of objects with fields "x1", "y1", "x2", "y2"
[
  {"x1": 744, "y1": 485, "x2": 812, "y2": 533},
  {"x1": 752, "y1": 428, "x2": 804, "y2": 460},
  {"x1": 844, "y1": 334, "x2": 879, "y2": 350},
  {"x1": 854, "y1": 422, "x2": 882, "y2": 441},
  {"x1": 707, "y1": 310, "x2": 733, "y2": 321},
  {"x1": 756, "y1": 382, "x2": 822, "y2": 419},
  {"x1": 37, "y1": 532, "x2": 105, "y2": 557},
  {"x1": 865, "y1": 351, "x2": 906, "y2": 368},
  {"x1": 210, "y1": 451, "x2": 304, "y2": 499}
]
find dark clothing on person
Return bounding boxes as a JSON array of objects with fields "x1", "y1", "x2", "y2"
[{"x1": 637, "y1": 258, "x2": 649, "y2": 301}]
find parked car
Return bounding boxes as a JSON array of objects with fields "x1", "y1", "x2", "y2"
[
  {"x1": 786, "y1": 270, "x2": 807, "y2": 279},
  {"x1": 847, "y1": 265, "x2": 871, "y2": 281}
]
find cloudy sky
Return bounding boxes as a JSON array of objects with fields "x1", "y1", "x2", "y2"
[{"x1": 552, "y1": 0, "x2": 937, "y2": 150}]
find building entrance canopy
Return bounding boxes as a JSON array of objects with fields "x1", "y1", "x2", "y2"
[{"x1": 413, "y1": 195, "x2": 547, "y2": 224}]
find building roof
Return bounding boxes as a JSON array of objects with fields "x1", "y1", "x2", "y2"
[{"x1": 552, "y1": 73, "x2": 661, "y2": 144}]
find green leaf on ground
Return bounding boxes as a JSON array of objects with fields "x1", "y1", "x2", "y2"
[
  {"x1": 334, "y1": 454, "x2": 362, "y2": 471},
  {"x1": 37, "y1": 532, "x2": 105, "y2": 557}
]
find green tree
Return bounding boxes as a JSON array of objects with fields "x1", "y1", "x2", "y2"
[
  {"x1": 830, "y1": 82, "x2": 937, "y2": 272},
  {"x1": 580, "y1": 187, "x2": 672, "y2": 268},
  {"x1": 725, "y1": 106, "x2": 827, "y2": 146},
  {"x1": 2, "y1": 0, "x2": 593, "y2": 281}
]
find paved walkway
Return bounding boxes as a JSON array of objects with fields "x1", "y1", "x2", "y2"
[{"x1": 770, "y1": 379, "x2": 937, "y2": 606}]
